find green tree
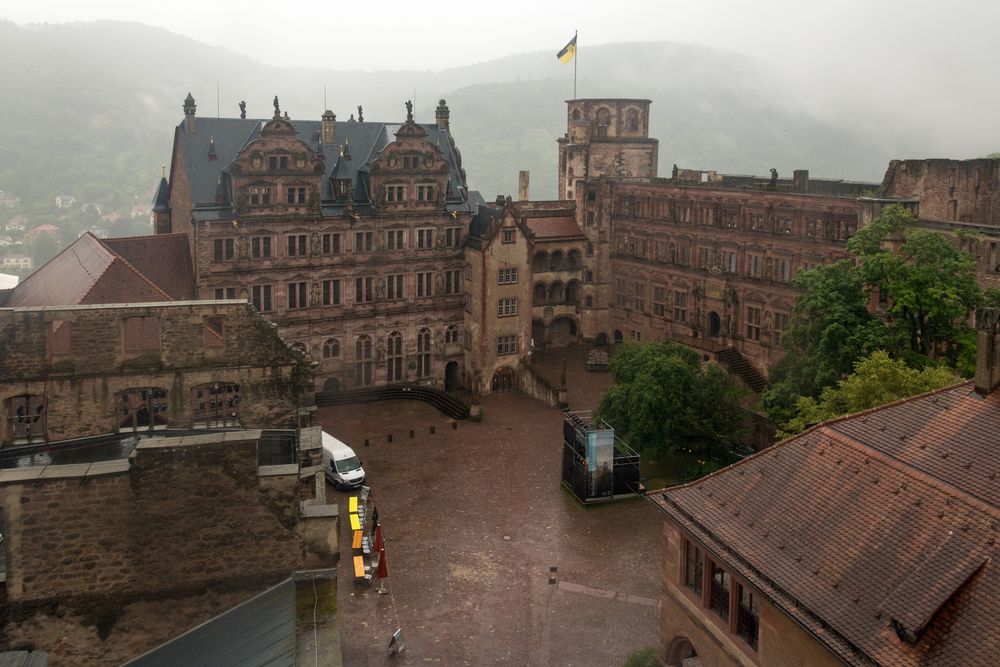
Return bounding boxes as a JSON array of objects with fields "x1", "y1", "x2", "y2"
[
  {"x1": 779, "y1": 350, "x2": 959, "y2": 437},
  {"x1": 849, "y1": 205, "x2": 981, "y2": 366},
  {"x1": 597, "y1": 342, "x2": 747, "y2": 462}
]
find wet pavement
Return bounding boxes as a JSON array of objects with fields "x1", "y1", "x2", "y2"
[{"x1": 317, "y1": 348, "x2": 661, "y2": 666}]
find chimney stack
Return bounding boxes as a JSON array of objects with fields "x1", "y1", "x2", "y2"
[
  {"x1": 518, "y1": 171, "x2": 530, "y2": 201},
  {"x1": 322, "y1": 109, "x2": 336, "y2": 145},
  {"x1": 975, "y1": 308, "x2": 1000, "y2": 395},
  {"x1": 183, "y1": 93, "x2": 197, "y2": 133},
  {"x1": 793, "y1": 169, "x2": 809, "y2": 191},
  {"x1": 435, "y1": 99, "x2": 450, "y2": 132}
]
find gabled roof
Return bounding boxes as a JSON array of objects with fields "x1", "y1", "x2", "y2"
[
  {"x1": 102, "y1": 234, "x2": 195, "y2": 301},
  {"x1": 525, "y1": 215, "x2": 585, "y2": 241},
  {"x1": 5, "y1": 233, "x2": 174, "y2": 307},
  {"x1": 653, "y1": 383, "x2": 1000, "y2": 667}
]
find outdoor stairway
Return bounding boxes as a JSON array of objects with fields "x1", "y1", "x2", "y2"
[
  {"x1": 315, "y1": 385, "x2": 470, "y2": 420},
  {"x1": 716, "y1": 348, "x2": 768, "y2": 394}
]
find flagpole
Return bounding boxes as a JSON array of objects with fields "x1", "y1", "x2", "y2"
[{"x1": 573, "y1": 30, "x2": 578, "y2": 99}]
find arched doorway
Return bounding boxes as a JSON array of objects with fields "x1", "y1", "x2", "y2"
[
  {"x1": 445, "y1": 361, "x2": 460, "y2": 392},
  {"x1": 665, "y1": 636, "x2": 699, "y2": 666},
  {"x1": 548, "y1": 317, "x2": 578, "y2": 345},
  {"x1": 613, "y1": 330, "x2": 624, "y2": 344},
  {"x1": 322, "y1": 376, "x2": 342, "y2": 392},
  {"x1": 491, "y1": 367, "x2": 516, "y2": 393},
  {"x1": 595, "y1": 332, "x2": 608, "y2": 346},
  {"x1": 532, "y1": 319, "x2": 545, "y2": 348},
  {"x1": 709, "y1": 311, "x2": 722, "y2": 337}
]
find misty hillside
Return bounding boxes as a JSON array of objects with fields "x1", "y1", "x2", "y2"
[{"x1": 1, "y1": 20, "x2": 899, "y2": 224}]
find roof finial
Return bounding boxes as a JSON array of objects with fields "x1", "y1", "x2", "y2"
[
  {"x1": 239, "y1": 100, "x2": 246, "y2": 119},
  {"x1": 273, "y1": 95, "x2": 280, "y2": 119},
  {"x1": 161, "y1": 165, "x2": 166, "y2": 178},
  {"x1": 357, "y1": 105, "x2": 364, "y2": 123},
  {"x1": 405, "y1": 99, "x2": 413, "y2": 122}
]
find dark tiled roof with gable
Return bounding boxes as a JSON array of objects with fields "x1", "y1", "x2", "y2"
[
  {"x1": 175, "y1": 116, "x2": 476, "y2": 220},
  {"x1": 525, "y1": 215, "x2": 585, "y2": 240},
  {"x1": 5, "y1": 233, "x2": 174, "y2": 307},
  {"x1": 103, "y1": 234, "x2": 195, "y2": 300},
  {"x1": 653, "y1": 382, "x2": 1000, "y2": 667}
]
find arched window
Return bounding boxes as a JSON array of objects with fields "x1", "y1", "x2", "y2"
[
  {"x1": 595, "y1": 108, "x2": 611, "y2": 138},
  {"x1": 386, "y1": 331, "x2": 404, "y2": 382},
  {"x1": 549, "y1": 250, "x2": 564, "y2": 272},
  {"x1": 566, "y1": 280, "x2": 581, "y2": 304},
  {"x1": 572, "y1": 109, "x2": 581, "y2": 121},
  {"x1": 117, "y1": 388, "x2": 169, "y2": 432},
  {"x1": 532, "y1": 251, "x2": 549, "y2": 273},
  {"x1": 416, "y1": 328, "x2": 432, "y2": 378},
  {"x1": 445, "y1": 325, "x2": 459, "y2": 344},
  {"x1": 323, "y1": 338, "x2": 340, "y2": 358},
  {"x1": 534, "y1": 282, "x2": 548, "y2": 304},
  {"x1": 549, "y1": 281, "x2": 565, "y2": 303},
  {"x1": 355, "y1": 335, "x2": 373, "y2": 387},
  {"x1": 567, "y1": 249, "x2": 581, "y2": 270},
  {"x1": 625, "y1": 108, "x2": 639, "y2": 132}
]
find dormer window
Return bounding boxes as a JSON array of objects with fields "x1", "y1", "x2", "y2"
[
  {"x1": 402, "y1": 155, "x2": 417, "y2": 170},
  {"x1": 269, "y1": 155, "x2": 289, "y2": 171}
]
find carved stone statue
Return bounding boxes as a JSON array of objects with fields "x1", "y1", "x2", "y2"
[
  {"x1": 311, "y1": 231, "x2": 321, "y2": 255},
  {"x1": 434, "y1": 332, "x2": 445, "y2": 358},
  {"x1": 357, "y1": 105, "x2": 364, "y2": 122},
  {"x1": 724, "y1": 312, "x2": 734, "y2": 336},
  {"x1": 435, "y1": 272, "x2": 445, "y2": 295},
  {"x1": 769, "y1": 168, "x2": 778, "y2": 188},
  {"x1": 405, "y1": 100, "x2": 413, "y2": 121},
  {"x1": 375, "y1": 338, "x2": 385, "y2": 363},
  {"x1": 237, "y1": 235, "x2": 250, "y2": 258},
  {"x1": 310, "y1": 281, "x2": 320, "y2": 306},
  {"x1": 375, "y1": 277, "x2": 386, "y2": 300},
  {"x1": 273, "y1": 96, "x2": 280, "y2": 117},
  {"x1": 239, "y1": 100, "x2": 247, "y2": 119},
  {"x1": 763, "y1": 311, "x2": 773, "y2": 336}
]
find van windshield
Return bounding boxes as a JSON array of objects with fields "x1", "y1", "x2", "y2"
[{"x1": 336, "y1": 456, "x2": 361, "y2": 473}]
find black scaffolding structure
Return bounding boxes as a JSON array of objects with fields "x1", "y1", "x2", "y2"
[{"x1": 561, "y1": 410, "x2": 641, "y2": 504}]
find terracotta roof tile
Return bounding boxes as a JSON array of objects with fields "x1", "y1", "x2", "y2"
[
  {"x1": 525, "y1": 216, "x2": 585, "y2": 240},
  {"x1": 103, "y1": 234, "x2": 195, "y2": 300},
  {"x1": 654, "y1": 384, "x2": 1000, "y2": 667}
]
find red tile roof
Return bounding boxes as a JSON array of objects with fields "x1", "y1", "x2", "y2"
[
  {"x1": 525, "y1": 216, "x2": 585, "y2": 240},
  {"x1": 653, "y1": 382, "x2": 1000, "y2": 667},
  {"x1": 5, "y1": 233, "x2": 172, "y2": 307},
  {"x1": 103, "y1": 234, "x2": 195, "y2": 300}
]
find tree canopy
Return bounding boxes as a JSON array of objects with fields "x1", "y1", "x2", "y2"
[
  {"x1": 778, "y1": 351, "x2": 959, "y2": 438},
  {"x1": 597, "y1": 342, "x2": 747, "y2": 462}
]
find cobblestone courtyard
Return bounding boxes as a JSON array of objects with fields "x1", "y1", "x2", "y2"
[{"x1": 316, "y1": 348, "x2": 663, "y2": 666}]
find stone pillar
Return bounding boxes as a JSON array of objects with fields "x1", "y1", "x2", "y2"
[{"x1": 518, "y1": 171, "x2": 530, "y2": 201}]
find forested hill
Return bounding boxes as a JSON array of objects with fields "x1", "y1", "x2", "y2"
[{"x1": 1, "y1": 19, "x2": 896, "y2": 234}]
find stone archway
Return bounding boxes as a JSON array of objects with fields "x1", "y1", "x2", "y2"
[
  {"x1": 709, "y1": 311, "x2": 721, "y2": 337},
  {"x1": 548, "y1": 316, "x2": 579, "y2": 345},
  {"x1": 444, "y1": 361, "x2": 460, "y2": 392},
  {"x1": 322, "y1": 376, "x2": 342, "y2": 392},
  {"x1": 491, "y1": 367, "x2": 516, "y2": 393},
  {"x1": 613, "y1": 330, "x2": 624, "y2": 344},
  {"x1": 665, "y1": 636, "x2": 699, "y2": 666}
]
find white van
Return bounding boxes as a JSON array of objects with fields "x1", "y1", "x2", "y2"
[{"x1": 321, "y1": 431, "x2": 366, "y2": 490}]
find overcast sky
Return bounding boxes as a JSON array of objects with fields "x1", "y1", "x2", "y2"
[{"x1": 5, "y1": 0, "x2": 1000, "y2": 74}]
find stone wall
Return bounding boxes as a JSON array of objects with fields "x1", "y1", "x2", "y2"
[
  {"x1": 879, "y1": 158, "x2": 1000, "y2": 226},
  {"x1": 0, "y1": 301, "x2": 308, "y2": 443},
  {"x1": 0, "y1": 432, "x2": 309, "y2": 603}
]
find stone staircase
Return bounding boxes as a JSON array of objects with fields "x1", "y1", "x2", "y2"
[{"x1": 716, "y1": 347, "x2": 768, "y2": 394}]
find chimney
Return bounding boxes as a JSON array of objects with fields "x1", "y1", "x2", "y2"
[
  {"x1": 322, "y1": 109, "x2": 336, "y2": 145},
  {"x1": 435, "y1": 99, "x2": 450, "y2": 131},
  {"x1": 975, "y1": 308, "x2": 1000, "y2": 395},
  {"x1": 518, "y1": 171, "x2": 530, "y2": 201},
  {"x1": 183, "y1": 93, "x2": 197, "y2": 133},
  {"x1": 793, "y1": 169, "x2": 809, "y2": 191}
]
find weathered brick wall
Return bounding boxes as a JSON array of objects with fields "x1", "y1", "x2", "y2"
[
  {"x1": 0, "y1": 302, "x2": 308, "y2": 442},
  {"x1": 0, "y1": 435, "x2": 306, "y2": 602},
  {"x1": 879, "y1": 158, "x2": 1000, "y2": 226}
]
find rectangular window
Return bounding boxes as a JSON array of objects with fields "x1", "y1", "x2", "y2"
[
  {"x1": 285, "y1": 187, "x2": 307, "y2": 205},
  {"x1": 709, "y1": 561, "x2": 730, "y2": 623},
  {"x1": 632, "y1": 281, "x2": 645, "y2": 313},
  {"x1": 124, "y1": 316, "x2": 160, "y2": 352},
  {"x1": 616, "y1": 278, "x2": 629, "y2": 309},
  {"x1": 287, "y1": 234, "x2": 307, "y2": 257},
  {"x1": 653, "y1": 286, "x2": 666, "y2": 317},
  {"x1": 498, "y1": 267, "x2": 518, "y2": 284},
  {"x1": 776, "y1": 258, "x2": 792, "y2": 283},
  {"x1": 746, "y1": 306, "x2": 762, "y2": 341},
  {"x1": 445, "y1": 269, "x2": 462, "y2": 295},
  {"x1": 721, "y1": 250, "x2": 737, "y2": 274},
  {"x1": 417, "y1": 184, "x2": 435, "y2": 202},
  {"x1": 774, "y1": 312, "x2": 790, "y2": 346},
  {"x1": 251, "y1": 285, "x2": 272, "y2": 312},
  {"x1": 355, "y1": 277, "x2": 374, "y2": 303},
  {"x1": 213, "y1": 238, "x2": 235, "y2": 260},
  {"x1": 213, "y1": 287, "x2": 237, "y2": 300},
  {"x1": 322, "y1": 232, "x2": 341, "y2": 255},
  {"x1": 736, "y1": 585, "x2": 760, "y2": 650},
  {"x1": 497, "y1": 335, "x2": 517, "y2": 356},
  {"x1": 385, "y1": 185, "x2": 405, "y2": 202},
  {"x1": 498, "y1": 298, "x2": 518, "y2": 317},
  {"x1": 747, "y1": 255, "x2": 763, "y2": 279},
  {"x1": 673, "y1": 291, "x2": 687, "y2": 323},
  {"x1": 386, "y1": 274, "x2": 404, "y2": 301},
  {"x1": 322, "y1": 279, "x2": 341, "y2": 306},
  {"x1": 250, "y1": 187, "x2": 271, "y2": 206},
  {"x1": 416, "y1": 272, "x2": 434, "y2": 298},
  {"x1": 502, "y1": 229, "x2": 515, "y2": 244},
  {"x1": 684, "y1": 540, "x2": 703, "y2": 594},
  {"x1": 355, "y1": 231, "x2": 373, "y2": 253},
  {"x1": 387, "y1": 229, "x2": 405, "y2": 251},
  {"x1": 446, "y1": 227, "x2": 462, "y2": 247},
  {"x1": 417, "y1": 229, "x2": 434, "y2": 249},
  {"x1": 252, "y1": 236, "x2": 272, "y2": 258},
  {"x1": 287, "y1": 282, "x2": 308, "y2": 309},
  {"x1": 698, "y1": 247, "x2": 713, "y2": 269}
]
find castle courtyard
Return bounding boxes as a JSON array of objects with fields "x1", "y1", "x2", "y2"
[{"x1": 318, "y1": 352, "x2": 661, "y2": 666}]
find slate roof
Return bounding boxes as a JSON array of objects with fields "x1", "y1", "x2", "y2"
[
  {"x1": 5, "y1": 233, "x2": 174, "y2": 307},
  {"x1": 175, "y1": 115, "x2": 477, "y2": 220},
  {"x1": 653, "y1": 382, "x2": 1000, "y2": 667}
]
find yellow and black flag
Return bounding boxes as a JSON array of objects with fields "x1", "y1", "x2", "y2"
[{"x1": 557, "y1": 34, "x2": 577, "y2": 64}]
